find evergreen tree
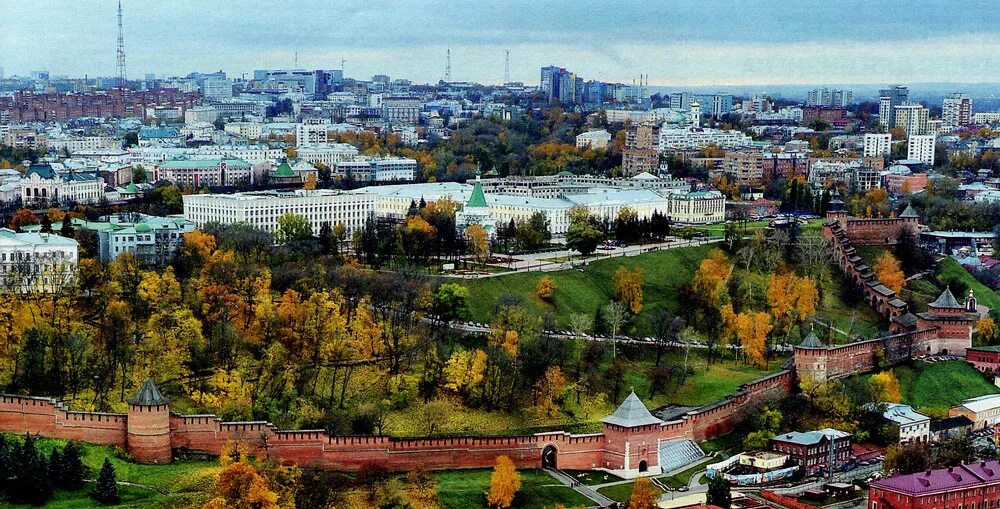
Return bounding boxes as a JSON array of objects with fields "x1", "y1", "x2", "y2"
[
  {"x1": 91, "y1": 458, "x2": 119, "y2": 505},
  {"x1": 319, "y1": 221, "x2": 335, "y2": 255},
  {"x1": 60, "y1": 442, "x2": 85, "y2": 491},
  {"x1": 60, "y1": 216, "x2": 74, "y2": 238},
  {"x1": 707, "y1": 473, "x2": 732, "y2": 508},
  {"x1": 15, "y1": 434, "x2": 53, "y2": 505},
  {"x1": 48, "y1": 448, "x2": 63, "y2": 487},
  {"x1": 0, "y1": 435, "x2": 11, "y2": 497}
]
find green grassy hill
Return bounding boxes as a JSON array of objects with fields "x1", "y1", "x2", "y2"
[
  {"x1": 936, "y1": 257, "x2": 1000, "y2": 310},
  {"x1": 892, "y1": 361, "x2": 1000, "y2": 412},
  {"x1": 459, "y1": 244, "x2": 714, "y2": 335}
]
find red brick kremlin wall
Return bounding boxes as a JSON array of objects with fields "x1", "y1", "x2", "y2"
[{"x1": 0, "y1": 371, "x2": 794, "y2": 469}]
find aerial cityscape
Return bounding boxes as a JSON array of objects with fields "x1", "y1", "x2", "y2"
[{"x1": 3, "y1": 1, "x2": 1000, "y2": 508}]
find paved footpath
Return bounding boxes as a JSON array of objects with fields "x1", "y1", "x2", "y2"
[{"x1": 543, "y1": 468, "x2": 616, "y2": 508}]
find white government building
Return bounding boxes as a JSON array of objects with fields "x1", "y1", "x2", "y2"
[
  {"x1": 0, "y1": 229, "x2": 78, "y2": 293},
  {"x1": 183, "y1": 189, "x2": 378, "y2": 236}
]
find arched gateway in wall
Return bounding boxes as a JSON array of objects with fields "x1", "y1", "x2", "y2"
[{"x1": 541, "y1": 444, "x2": 557, "y2": 469}]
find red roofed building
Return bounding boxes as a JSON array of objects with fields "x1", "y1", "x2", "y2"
[{"x1": 869, "y1": 460, "x2": 1000, "y2": 509}]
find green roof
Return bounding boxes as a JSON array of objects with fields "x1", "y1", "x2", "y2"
[
  {"x1": 900, "y1": 204, "x2": 918, "y2": 218},
  {"x1": 125, "y1": 182, "x2": 138, "y2": 193},
  {"x1": 135, "y1": 223, "x2": 152, "y2": 233},
  {"x1": 466, "y1": 180, "x2": 488, "y2": 208},
  {"x1": 799, "y1": 330, "x2": 824, "y2": 348},
  {"x1": 930, "y1": 288, "x2": 961, "y2": 308},
  {"x1": 272, "y1": 162, "x2": 295, "y2": 177}
]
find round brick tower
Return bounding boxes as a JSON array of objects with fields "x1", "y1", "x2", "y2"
[{"x1": 126, "y1": 378, "x2": 172, "y2": 464}]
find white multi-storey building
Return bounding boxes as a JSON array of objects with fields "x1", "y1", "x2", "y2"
[
  {"x1": 333, "y1": 157, "x2": 417, "y2": 182},
  {"x1": 658, "y1": 126, "x2": 754, "y2": 151},
  {"x1": 942, "y1": 93, "x2": 972, "y2": 130},
  {"x1": 296, "y1": 144, "x2": 360, "y2": 167},
  {"x1": 0, "y1": 229, "x2": 78, "y2": 293},
  {"x1": 863, "y1": 133, "x2": 892, "y2": 158},
  {"x1": 98, "y1": 214, "x2": 196, "y2": 264},
  {"x1": 183, "y1": 189, "x2": 377, "y2": 236},
  {"x1": 973, "y1": 112, "x2": 1000, "y2": 124},
  {"x1": 185, "y1": 106, "x2": 219, "y2": 125},
  {"x1": 295, "y1": 121, "x2": 330, "y2": 148},
  {"x1": 907, "y1": 134, "x2": 936, "y2": 165},
  {"x1": 223, "y1": 122, "x2": 264, "y2": 139},
  {"x1": 382, "y1": 96, "x2": 421, "y2": 125},
  {"x1": 47, "y1": 136, "x2": 120, "y2": 153}
]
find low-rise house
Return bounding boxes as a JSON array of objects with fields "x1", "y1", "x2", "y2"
[
  {"x1": 930, "y1": 415, "x2": 974, "y2": 442},
  {"x1": 950, "y1": 394, "x2": 1000, "y2": 430},
  {"x1": 874, "y1": 403, "x2": 930, "y2": 444},
  {"x1": 770, "y1": 428, "x2": 852, "y2": 475},
  {"x1": 0, "y1": 229, "x2": 78, "y2": 293}
]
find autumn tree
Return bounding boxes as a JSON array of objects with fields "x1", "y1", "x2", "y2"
[
  {"x1": 204, "y1": 461, "x2": 279, "y2": 509},
  {"x1": 487, "y1": 455, "x2": 521, "y2": 509},
  {"x1": 870, "y1": 371, "x2": 902, "y2": 403},
  {"x1": 692, "y1": 249, "x2": 733, "y2": 308},
  {"x1": 444, "y1": 349, "x2": 487, "y2": 400},
  {"x1": 466, "y1": 224, "x2": 490, "y2": 268},
  {"x1": 9, "y1": 209, "x2": 37, "y2": 232},
  {"x1": 628, "y1": 477, "x2": 659, "y2": 509},
  {"x1": 535, "y1": 277, "x2": 557, "y2": 302},
  {"x1": 614, "y1": 266, "x2": 644, "y2": 314},
  {"x1": 767, "y1": 272, "x2": 819, "y2": 333},
  {"x1": 978, "y1": 317, "x2": 997, "y2": 344},
  {"x1": 875, "y1": 252, "x2": 905, "y2": 293},
  {"x1": 534, "y1": 365, "x2": 567, "y2": 417}
]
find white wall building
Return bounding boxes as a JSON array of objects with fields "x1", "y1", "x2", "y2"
[
  {"x1": 47, "y1": 136, "x2": 120, "y2": 154},
  {"x1": 295, "y1": 121, "x2": 330, "y2": 148},
  {"x1": 0, "y1": 229, "x2": 78, "y2": 293},
  {"x1": 183, "y1": 189, "x2": 377, "y2": 236},
  {"x1": 185, "y1": 106, "x2": 219, "y2": 125},
  {"x1": 98, "y1": 214, "x2": 196, "y2": 264},
  {"x1": 863, "y1": 133, "x2": 891, "y2": 158},
  {"x1": 659, "y1": 127, "x2": 754, "y2": 151},
  {"x1": 878, "y1": 403, "x2": 930, "y2": 444},
  {"x1": 576, "y1": 130, "x2": 612, "y2": 149},
  {"x1": 894, "y1": 104, "x2": 930, "y2": 136},
  {"x1": 223, "y1": 122, "x2": 264, "y2": 139},
  {"x1": 296, "y1": 144, "x2": 360, "y2": 167},
  {"x1": 907, "y1": 134, "x2": 936, "y2": 165}
]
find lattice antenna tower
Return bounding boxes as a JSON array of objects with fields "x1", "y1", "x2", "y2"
[
  {"x1": 444, "y1": 48, "x2": 452, "y2": 83},
  {"x1": 116, "y1": 0, "x2": 127, "y2": 90}
]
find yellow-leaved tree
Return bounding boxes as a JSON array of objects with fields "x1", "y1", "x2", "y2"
[
  {"x1": 628, "y1": 477, "x2": 659, "y2": 509},
  {"x1": 535, "y1": 277, "x2": 557, "y2": 302},
  {"x1": 692, "y1": 249, "x2": 733, "y2": 308},
  {"x1": 614, "y1": 266, "x2": 644, "y2": 315},
  {"x1": 870, "y1": 371, "x2": 902, "y2": 403},
  {"x1": 487, "y1": 455, "x2": 521, "y2": 509},
  {"x1": 203, "y1": 461, "x2": 279, "y2": 509},
  {"x1": 767, "y1": 272, "x2": 819, "y2": 333}
]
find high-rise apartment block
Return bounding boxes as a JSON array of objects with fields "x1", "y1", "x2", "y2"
[
  {"x1": 894, "y1": 104, "x2": 929, "y2": 136},
  {"x1": 622, "y1": 123, "x2": 660, "y2": 176},
  {"x1": 807, "y1": 88, "x2": 853, "y2": 107},
  {"x1": 942, "y1": 93, "x2": 972, "y2": 130},
  {"x1": 878, "y1": 85, "x2": 909, "y2": 127}
]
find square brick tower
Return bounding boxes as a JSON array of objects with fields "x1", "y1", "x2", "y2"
[
  {"x1": 126, "y1": 378, "x2": 172, "y2": 464},
  {"x1": 601, "y1": 391, "x2": 664, "y2": 476}
]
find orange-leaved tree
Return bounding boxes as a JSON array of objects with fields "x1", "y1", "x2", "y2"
[
  {"x1": 875, "y1": 252, "x2": 905, "y2": 293},
  {"x1": 692, "y1": 249, "x2": 733, "y2": 308}
]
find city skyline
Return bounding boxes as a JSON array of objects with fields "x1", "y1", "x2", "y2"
[{"x1": 4, "y1": 0, "x2": 1000, "y2": 86}]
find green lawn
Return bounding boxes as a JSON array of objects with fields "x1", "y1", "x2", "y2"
[
  {"x1": 596, "y1": 479, "x2": 664, "y2": 502},
  {"x1": 561, "y1": 470, "x2": 623, "y2": 486},
  {"x1": 434, "y1": 469, "x2": 592, "y2": 509},
  {"x1": 892, "y1": 361, "x2": 1000, "y2": 412},
  {"x1": 936, "y1": 257, "x2": 1000, "y2": 310},
  {"x1": 460, "y1": 244, "x2": 714, "y2": 336},
  {"x1": 814, "y1": 275, "x2": 882, "y2": 339},
  {"x1": 622, "y1": 357, "x2": 785, "y2": 408},
  {"x1": 694, "y1": 219, "x2": 825, "y2": 239},
  {"x1": 0, "y1": 435, "x2": 219, "y2": 508}
]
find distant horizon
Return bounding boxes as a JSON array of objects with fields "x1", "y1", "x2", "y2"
[{"x1": 4, "y1": 1, "x2": 1000, "y2": 85}]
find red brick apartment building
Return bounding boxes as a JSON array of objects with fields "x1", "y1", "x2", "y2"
[{"x1": 869, "y1": 460, "x2": 1000, "y2": 509}]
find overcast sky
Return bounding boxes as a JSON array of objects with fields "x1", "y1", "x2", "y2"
[{"x1": 3, "y1": 0, "x2": 1000, "y2": 86}]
